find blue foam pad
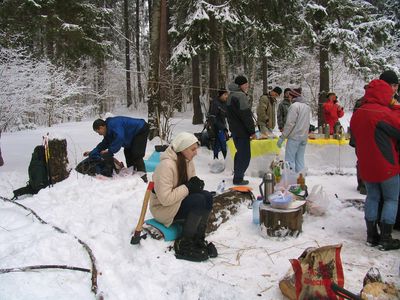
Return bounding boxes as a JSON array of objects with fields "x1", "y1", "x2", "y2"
[
  {"x1": 145, "y1": 218, "x2": 182, "y2": 241},
  {"x1": 144, "y1": 151, "x2": 161, "y2": 172}
]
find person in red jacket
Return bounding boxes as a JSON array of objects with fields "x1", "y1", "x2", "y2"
[
  {"x1": 323, "y1": 93, "x2": 344, "y2": 134},
  {"x1": 350, "y1": 75, "x2": 400, "y2": 251}
]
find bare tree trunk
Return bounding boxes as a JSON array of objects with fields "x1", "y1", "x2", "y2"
[
  {"x1": 124, "y1": 0, "x2": 133, "y2": 108},
  {"x1": 147, "y1": 0, "x2": 161, "y2": 140},
  {"x1": 218, "y1": 28, "x2": 227, "y2": 87},
  {"x1": 97, "y1": 59, "x2": 107, "y2": 114},
  {"x1": 318, "y1": 44, "x2": 329, "y2": 126},
  {"x1": 135, "y1": 0, "x2": 144, "y2": 103},
  {"x1": 192, "y1": 56, "x2": 203, "y2": 124},
  {"x1": 208, "y1": 12, "x2": 219, "y2": 100},
  {"x1": 159, "y1": 0, "x2": 169, "y2": 104},
  {"x1": 262, "y1": 56, "x2": 268, "y2": 94}
]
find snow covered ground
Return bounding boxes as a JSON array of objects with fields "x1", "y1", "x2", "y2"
[{"x1": 0, "y1": 112, "x2": 399, "y2": 300}]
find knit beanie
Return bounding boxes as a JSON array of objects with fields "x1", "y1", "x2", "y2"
[
  {"x1": 218, "y1": 88, "x2": 228, "y2": 97},
  {"x1": 379, "y1": 70, "x2": 399, "y2": 85},
  {"x1": 272, "y1": 86, "x2": 282, "y2": 96},
  {"x1": 289, "y1": 88, "x2": 302, "y2": 98},
  {"x1": 171, "y1": 132, "x2": 199, "y2": 153},
  {"x1": 234, "y1": 75, "x2": 248, "y2": 86}
]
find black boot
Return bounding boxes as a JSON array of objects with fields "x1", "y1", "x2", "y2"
[
  {"x1": 365, "y1": 220, "x2": 379, "y2": 247},
  {"x1": 379, "y1": 223, "x2": 400, "y2": 251},
  {"x1": 174, "y1": 212, "x2": 208, "y2": 262},
  {"x1": 195, "y1": 210, "x2": 218, "y2": 258}
]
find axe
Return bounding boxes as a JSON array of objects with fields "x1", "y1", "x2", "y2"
[{"x1": 130, "y1": 181, "x2": 155, "y2": 245}]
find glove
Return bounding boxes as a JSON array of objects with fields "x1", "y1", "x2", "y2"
[
  {"x1": 185, "y1": 176, "x2": 205, "y2": 194},
  {"x1": 277, "y1": 136, "x2": 285, "y2": 148}
]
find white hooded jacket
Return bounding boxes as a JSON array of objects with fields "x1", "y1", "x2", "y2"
[{"x1": 281, "y1": 96, "x2": 311, "y2": 141}]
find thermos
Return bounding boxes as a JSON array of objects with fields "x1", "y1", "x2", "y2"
[{"x1": 259, "y1": 171, "x2": 275, "y2": 204}]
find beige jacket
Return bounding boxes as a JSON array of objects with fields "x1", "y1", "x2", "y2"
[
  {"x1": 149, "y1": 146, "x2": 196, "y2": 227},
  {"x1": 257, "y1": 93, "x2": 276, "y2": 130}
]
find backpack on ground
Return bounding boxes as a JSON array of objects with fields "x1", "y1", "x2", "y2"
[
  {"x1": 75, "y1": 153, "x2": 116, "y2": 177},
  {"x1": 13, "y1": 145, "x2": 49, "y2": 199},
  {"x1": 194, "y1": 115, "x2": 217, "y2": 150}
]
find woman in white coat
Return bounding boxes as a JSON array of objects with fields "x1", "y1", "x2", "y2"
[{"x1": 150, "y1": 132, "x2": 216, "y2": 262}]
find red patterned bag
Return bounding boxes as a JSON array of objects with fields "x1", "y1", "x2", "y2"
[{"x1": 290, "y1": 244, "x2": 344, "y2": 300}]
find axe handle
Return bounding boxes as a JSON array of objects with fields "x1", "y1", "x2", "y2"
[{"x1": 134, "y1": 182, "x2": 154, "y2": 235}]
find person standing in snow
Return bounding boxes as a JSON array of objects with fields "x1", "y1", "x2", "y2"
[
  {"x1": 84, "y1": 116, "x2": 149, "y2": 182},
  {"x1": 226, "y1": 75, "x2": 256, "y2": 186},
  {"x1": 209, "y1": 88, "x2": 229, "y2": 159},
  {"x1": 350, "y1": 71, "x2": 400, "y2": 251},
  {"x1": 277, "y1": 88, "x2": 311, "y2": 173},
  {"x1": 149, "y1": 132, "x2": 217, "y2": 262},
  {"x1": 277, "y1": 88, "x2": 293, "y2": 132},
  {"x1": 323, "y1": 92, "x2": 344, "y2": 135},
  {"x1": 257, "y1": 86, "x2": 282, "y2": 135}
]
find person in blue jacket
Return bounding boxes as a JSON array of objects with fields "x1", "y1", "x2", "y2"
[{"x1": 84, "y1": 116, "x2": 149, "y2": 181}]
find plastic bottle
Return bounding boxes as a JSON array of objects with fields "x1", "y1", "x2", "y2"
[
  {"x1": 252, "y1": 196, "x2": 263, "y2": 224},
  {"x1": 297, "y1": 173, "x2": 306, "y2": 190},
  {"x1": 325, "y1": 124, "x2": 330, "y2": 139},
  {"x1": 216, "y1": 180, "x2": 226, "y2": 194}
]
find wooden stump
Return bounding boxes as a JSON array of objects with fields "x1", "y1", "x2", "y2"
[
  {"x1": 48, "y1": 139, "x2": 69, "y2": 184},
  {"x1": 206, "y1": 189, "x2": 253, "y2": 234},
  {"x1": 260, "y1": 203, "x2": 303, "y2": 237}
]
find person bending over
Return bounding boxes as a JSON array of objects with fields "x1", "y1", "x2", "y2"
[{"x1": 84, "y1": 116, "x2": 149, "y2": 182}]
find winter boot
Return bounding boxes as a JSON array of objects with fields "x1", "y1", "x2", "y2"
[
  {"x1": 365, "y1": 220, "x2": 380, "y2": 247},
  {"x1": 174, "y1": 212, "x2": 208, "y2": 262},
  {"x1": 195, "y1": 210, "x2": 218, "y2": 258},
  {"x1": 378, "y1": 223, "x2": 400, "y2": 251}
]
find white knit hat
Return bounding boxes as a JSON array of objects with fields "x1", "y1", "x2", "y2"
[{"x1": 171, "y1": 132, "x2": 199, "y2": 153}]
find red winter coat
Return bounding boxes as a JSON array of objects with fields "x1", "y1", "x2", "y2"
[
  {"x1": 323, "y1": 99, "x2": 344, "y2": 134},
  {"x1": 350, "y1": 79, "x2": 400, "y2": 182}
]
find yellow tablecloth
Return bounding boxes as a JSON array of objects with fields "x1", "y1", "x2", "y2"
[{"x1": 227, "y1": 138, "x2": 350, "y2": 159}]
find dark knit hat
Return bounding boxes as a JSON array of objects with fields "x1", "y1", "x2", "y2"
[
  {"x1": 234, "y1": 75, "x2": 248, "y2": 86},
  {"x1": 218, "y1": 88, "x2": 228, "y2": 97},
  {"x1": 289, "y1": 88, "x2": 301, "y2": 98},
  {"x1": 379, "y1": 70, "x2": 399, "y2": 85},
  {"x1": 272, "y1": 86, "x2": 282, "y2": 96}
]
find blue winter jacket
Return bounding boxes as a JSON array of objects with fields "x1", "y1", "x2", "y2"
[{"x1": 91, "y1": 117, "x2": 146, "y2": 155}]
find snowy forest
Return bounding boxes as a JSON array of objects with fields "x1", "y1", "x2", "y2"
[{"x1": 0, "y1": 0, "x2": 399, "y2": 140}]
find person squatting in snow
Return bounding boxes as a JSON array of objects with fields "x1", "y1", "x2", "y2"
[
  {"x1": 149, "y1": 132, "x2": 218, "y2": 262},
  {"x1": 84, "y1": 116, "x2": 149, "y2": 182},
  {"x1": 350, "y1": 70, "x2": 400, "y2": 251}
]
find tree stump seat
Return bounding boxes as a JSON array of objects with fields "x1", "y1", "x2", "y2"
[{"x1": 259, "y1": 203, "x2": 304, "y2": 237}]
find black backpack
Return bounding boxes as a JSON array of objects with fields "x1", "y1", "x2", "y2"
[
  {"x1": 13, "y1": 145, "x2": 49, "y2": 198},
  {"x1": 75, "y1": 153, "x2": 115, "y2": 177},
  {"x1": 194, "y1": 115, "x2": 217, "y2": 150}
]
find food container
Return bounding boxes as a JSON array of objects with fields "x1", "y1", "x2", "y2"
[{"x1": 268, "y1": 191, "x2": 293, "y2": 209}]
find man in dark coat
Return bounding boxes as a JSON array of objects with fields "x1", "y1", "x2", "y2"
[
  {"x1": 209, "y1": 89, "x2": 229, "y2": 159},
  {"x1": 226, "y1": 75, "x2": 256, "y2": 185},
  {"x1": 277, "y1": 88, "x2": 293, "y2": 131}
]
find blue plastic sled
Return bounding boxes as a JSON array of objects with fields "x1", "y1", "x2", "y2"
[
  {"x1": 144, "y1": 218, "x2": 182, "y2": 241},
  {"x1": 144, "y1": 151, "x2": 161, "y2": 172}
]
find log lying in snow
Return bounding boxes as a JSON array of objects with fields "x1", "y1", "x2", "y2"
[{"x1": 206, "y1": 189, "x2": 253, "y2": 234}]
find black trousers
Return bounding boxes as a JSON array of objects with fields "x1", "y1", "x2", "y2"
[
  {"x1": 124, "y1": 122, "x2": 149, "y2": 172},
  {"x1": 174, "y1": 190, "x2": 213, "y2": 220}
]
